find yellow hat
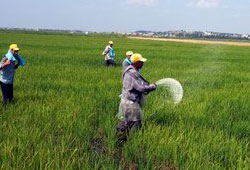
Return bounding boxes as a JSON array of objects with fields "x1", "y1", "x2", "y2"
[
  {"x1": 130, "y1": 53, "x2": 147, "y2": 63},
  {"x1": 109, "y1": 41, "x2": 113, "y2": 44},
  {"x1": 126, "y1": 51, "x2": 133, "y2": 56},
  {"x1": 9, "y1": 44, "x2": 19, "y2": 51}
]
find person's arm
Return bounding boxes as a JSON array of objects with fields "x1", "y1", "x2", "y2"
[
  {"x1": 0, "y1": 60, "x2": 11, "y2": 70},
  {"x1": 140, "y1": 76, "x2": 150, "y2": 85},
  {"x1": 102, "y1": 46, "x2": 110, "y2": 55},
  {"x1": 131, "y1": 74, "x2": 157, "y2": 93}
]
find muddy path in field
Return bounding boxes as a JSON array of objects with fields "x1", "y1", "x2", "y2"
[{"x1": 128, "y1": 36, "x2": 250, "y2": 47}]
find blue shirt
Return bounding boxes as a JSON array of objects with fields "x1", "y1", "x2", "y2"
[
  {"x1": 0, "y1": 51, "x2": 20, "y2": 84},
  {"x1": 122, "y1": 58, "x2": 132, "y2": 72},
  {"x1": 110, "y1": 48, "x2": 115, "y2": 60},
  {"x1": 125, "y1": 58, "x2": 132, "y2": 65}
]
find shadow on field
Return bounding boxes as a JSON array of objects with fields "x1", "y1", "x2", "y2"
[{"x1": 91, "y1": 128, "x2": 107, "y2": 154}]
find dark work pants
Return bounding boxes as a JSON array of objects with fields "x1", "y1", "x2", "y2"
[
  {"x1": 105, "y1": 59, "x2": 115, "y2": 67},
  {"x1": 116, "y1": 120, "x2": 142, "y2": 147},
  {"x1": 0, "y1": 82, "x2": 13, "y2": 105},
  {"x1": 117, "y1": 120, "x2": 142, "y2": 133}
]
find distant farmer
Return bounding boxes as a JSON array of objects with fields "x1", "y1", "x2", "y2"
[
  {"x1": 102, "y1": 41, "x2": 115, "y2": 67},
  {"x1": 0, "y1": 44, "x2": 24, "y2": 105},
  {"x1": 116, "y1": 53, "x2": 157, "y2": 146},
  {"x1": 122, "y1": 51, "x2": 133, "y2": 72}
]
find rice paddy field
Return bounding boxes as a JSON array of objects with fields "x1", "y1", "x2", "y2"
[{"x1": 0, "y1": 31, "x2": 249, "y2": 170}]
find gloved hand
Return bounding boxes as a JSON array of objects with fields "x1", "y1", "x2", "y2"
[
  {"x1": 15, "y1": 64, "x2": 19, "y2": 69},
  {"x1": 149, "y1": 84, "x2": 157, "y2": 91}
]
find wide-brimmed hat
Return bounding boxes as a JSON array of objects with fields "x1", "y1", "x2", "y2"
[
  {"x1": 9, "y1": 44, "x2": 20, "y2": 51},
  {"x1": 130, "y1": 53, "x2": 147, "y2": 63}
]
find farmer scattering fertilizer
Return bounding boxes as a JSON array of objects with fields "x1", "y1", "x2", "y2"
[{"x1": 116, "y1": 53, "x2": 157, "y2": 147}]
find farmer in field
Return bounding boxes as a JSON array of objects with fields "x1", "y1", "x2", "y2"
[
  {"x1": 102, "y1": 41, "x2": 115, "y2": 67},
  {"x1": 122, "y1": 51, "x2": 133, "y2": 72},
  {"x1": 0, "y1": 44, "x2": 23, "y2": 105},
  {"x1": 116, "y1": 53, "x2": 157, "y2": 146}
]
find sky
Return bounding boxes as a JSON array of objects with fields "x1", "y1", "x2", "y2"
[{"x1": 1, "y1": 0, "x2": 250, "y2": 34}]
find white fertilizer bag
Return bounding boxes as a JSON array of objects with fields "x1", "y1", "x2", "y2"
[{"x1": 155, "y1": 78, "x2": 183, "y2": 104}]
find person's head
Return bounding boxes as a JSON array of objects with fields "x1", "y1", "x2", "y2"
[
  {"x1": 126, "y1": 51, "x2": 133, "y2": 59},
  {"x1": 9, "y1": 44, "x2": 20, "y2": 56},
  {"x1": 13, "y1": 49, "x2": 19, "y2": 56},
  {"x1": 130, "y1": 53, "x2": 147, "y2": 69},
  {"x1": 109, "y1": 41, "x2": 113, "y2": 47}
]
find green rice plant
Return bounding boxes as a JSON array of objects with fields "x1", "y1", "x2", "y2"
[{"x1": 0, "y1": 31, "x2": 249, "y2": 170}]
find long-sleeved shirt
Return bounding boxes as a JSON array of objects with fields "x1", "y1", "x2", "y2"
[
  {"x1": 122, "y1": 65, "x2": 156, "y2": 104},
  {"x1": 102, "y1": 45, "x2": 115, "y2": 60}
]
